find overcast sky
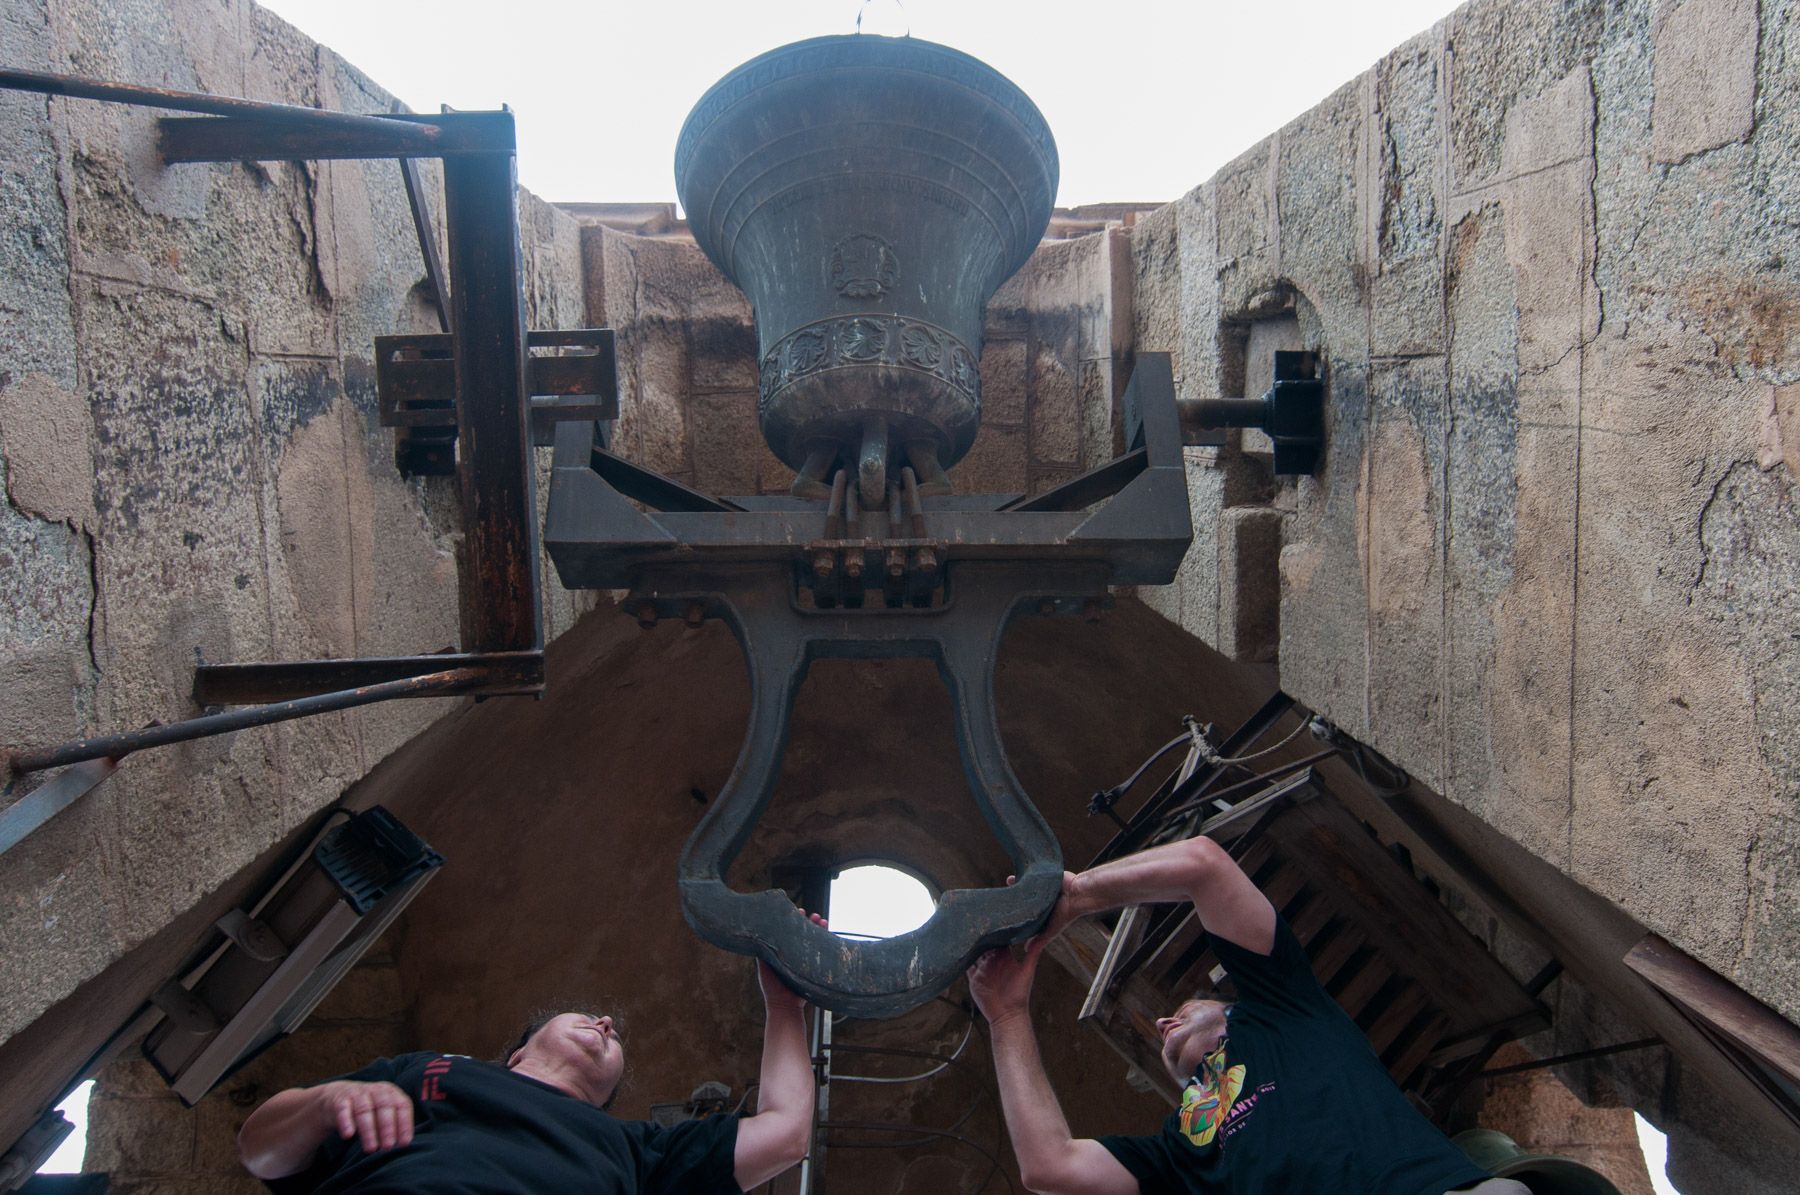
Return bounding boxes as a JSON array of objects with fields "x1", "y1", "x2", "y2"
[{"x1": 256, "y1": 0, "x2": 1466, "y2": 207}]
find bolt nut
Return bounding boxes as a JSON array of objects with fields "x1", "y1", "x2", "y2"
[
  {"x1": 684, "y1": 601, "x2": 706, "y2": 628},
  {"x1": 1037, "y1": 598, "x2": 1057, "y2": 616},
  {"x1": 635, "y1": 601, "x2": 658, "y2": 629},
  {"x1": 812, "y1": 550, "x2": 836, "y2": 580},
  {"x1": 1082, "y1": 598, "x2": 1104, "y2": 623}
]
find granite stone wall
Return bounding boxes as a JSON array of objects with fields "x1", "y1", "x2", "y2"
[
  {"x1": 0, "y1": 0, "x2": 590, "y2": 1094},
  {"x1": 1130, "y1": 0, "x2": 1798, "y2": 1028}
]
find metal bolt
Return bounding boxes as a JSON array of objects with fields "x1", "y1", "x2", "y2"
[
  {"x1": 886, "y1": 547, "x2": 907, "y2": 579},
  {"x1": 635, "y1": 601, "x2": 658, "y2": 630},
  {"x1": 812, "y1": 549, "x2": 836, "y2": 580},
  {"x1": 1037, "y1": 598, "x2": 1056, "y2": 617},
  {"x1": 684, "y1": 601, "x2": 706, "y2": 628},
  {"x1": 913, "y1": 546, "x2": 938, "y2": 575},
  {"x1": 844, "y1": 551, "x2": 865, "y2": 580},
  {"x1": 1082, "y1": 598, "x2": 1104, "y2": 623}
]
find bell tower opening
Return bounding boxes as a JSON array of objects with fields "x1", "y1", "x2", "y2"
[{"x1": 827, "y1": 863, "x2": 937, "y2": 941}]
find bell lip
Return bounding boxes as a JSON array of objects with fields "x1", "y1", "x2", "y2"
[{"x1": 674, "y1": 32, "x2": 1060, "y2": 220}]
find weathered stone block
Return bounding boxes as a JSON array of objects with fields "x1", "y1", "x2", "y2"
[
  {"x1": 1278, "y1": 362, "x2": 1370, "y2": 740},
  {"x1": 689, "y1": 390, "x2": 761, "y2": 497},
  {"x1": 1217, "y1": 506, "x2": 1283, "y2": 664},
  {"x1": 1447, "y1": 0, "x2": 1600, "y2": 192},
  {"x1": 1213, "y1": 140, "x2": 1273, "y2": 272},
  {"x1": 1650, "y1": 0, "x2": 1758, "y2": 163},
  {"x1": 84, "y1": 1092, "x2": 195, "y2": 1174},
  {"x1": 954, "y1": 424, "x2": 1027, "y2": 497},
  {"x1": 0, "y1": 8, "x2": 76, "y2": 389},
  {"x1": 617, "y1": 325, "x2": 692, "y2": 478},
  {"x1": 1364, "y1": 359, "x2": 1448, "y2": 787},
  {"x1": 1129, "y1": 199, "x2": 1182, "y2": 362},
  {"x1": 1274, "y1": 82, "x2": 1366, "y2": 356},
  {"x1": 1172, "y1": 185, "x2": 1221, "y2": 404},
  {"x1": 1028, "y1": 343, "x2": 1080, "y2": 467},
  {"x1": 979, "y1": 339, "x2": 1028, "y2": 427},
  {"x1": 689, "y1": 320, "x2": 759, "y2": 393}
]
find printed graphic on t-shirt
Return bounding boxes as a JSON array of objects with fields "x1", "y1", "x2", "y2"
[
  {"x1": 420, "y1": 1056, "x2": 454, "y2": 1101},
  {"x1": 1177, "y1": 1042, "x2": 1245, "y2": 1147}
]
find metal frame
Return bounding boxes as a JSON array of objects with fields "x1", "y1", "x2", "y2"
[
  {"x1": 543, "y1": 354, "x2": 1194, "y2": 1015},
  {"x1": 0, "y1": 71, "x2": 610, "y2": 833}
]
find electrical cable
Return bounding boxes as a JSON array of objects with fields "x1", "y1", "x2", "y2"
[
  {"x1": 828, "y1": 1014, "x2": 975, "y2": 1083},
  {"x1": 1197, "y1": 715, "x2": 1313, "y2": 766}
]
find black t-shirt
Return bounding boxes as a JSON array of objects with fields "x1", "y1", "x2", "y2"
[
  {"x1": 1097, "y1": 919, "x2": 1490, "y2": 1195},
  {"x1": 264, "y1": 1052, "x2": 742, "y2": 1195}
]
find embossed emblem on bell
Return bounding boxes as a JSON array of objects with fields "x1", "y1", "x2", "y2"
[{"x1": 675, "y1": 34, "x2": 1059, "y2": 506}]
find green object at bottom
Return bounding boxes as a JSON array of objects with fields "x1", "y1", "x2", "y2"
[{"x1": 1452, "y1": 1129, "x2": 1625, "y2": 1195}]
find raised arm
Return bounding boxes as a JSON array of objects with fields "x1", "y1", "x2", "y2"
[
  {"x1": 967, "y1": 941, "x2": 1138, "y2": 1195},
  {"x1": 237, "y1": 1079, "x2": 413, "y2": 1180},
  {"x1": 1048, "y1": 836, "x2": 1274, "y2": 954},
  {"x1": 731, "y1": 950, "x2": 820, "y2": 1189}
]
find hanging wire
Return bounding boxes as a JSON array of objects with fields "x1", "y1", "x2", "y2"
[
  {"x1": 1195, "y1": 715, "x2": 1316, "y2": 766},
  {"x1": 829, "y1": 1014, "x2": 975, "y2": 1083}
]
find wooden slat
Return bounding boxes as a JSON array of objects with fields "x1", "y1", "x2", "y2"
[
  {"x1": 1138, "y1": 908, "x2": 1203, "y2": 987},
  {"x1": 1287, "y1": 893, "x2": 1336, "y2": 947},
  {"x1": 1078, "y1": 904, "x2": 1152, "y2": 1021},
  {"x1": 1263, "y1": 797, "x2": 1544, "y2": 1040},
  {"x1": 1260, "y1": 863, "x2": 1308, "y2": 915},
  {"x1": 1625, "y1": 934, "x2": 1800, "y2": 1087},
  {"x1": 1333, "y1": 956, "x2": 1394, "y2": 1018},
  {"x1": 1366, "y1": 983, "x2": 1432, "y2": 1055},
  {"x1": 1051, "y1": 921, "x2": 1183, "y2": 1104},
  {"x1": 1311, "y1": 927, "x2": 1367, "y2": 989},
  {"x1": 1388, "y1": 1013, "x2": 1451, "y2": 1087}
]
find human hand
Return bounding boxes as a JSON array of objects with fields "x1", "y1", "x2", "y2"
[
  {"x1": 966, "y1": 933, "x2": 1046, "y2": 1025},
  {"x1": 321, "y1": 1080, "x2": 413, "y2": 1155},
  {"x1": 1007, "y1": 870, "x2": 1086, "y2": 942},
  {"x1": 757, "y1": 907, "x2": 827, "y2": 1012}
]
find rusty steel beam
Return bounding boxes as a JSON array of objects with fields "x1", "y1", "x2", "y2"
[
  {"x1": 7, "y1": 668, "x2": 494, "y2": 775},
  {"x1": 0, "y1": 66, "x2": 443, "y2": 149},
  {"x1": 193, "y1": 652, "x2": 543, "y2": 705},
  {"x1": 441, "y1": 120, "x2": 542, "y2": 654}
]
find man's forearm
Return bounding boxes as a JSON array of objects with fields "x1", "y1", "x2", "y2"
[
  {"x1": 755, "y1": 1002, "x2": 813, "y2": 1127},
  {"x1": 985, "y1": 1010, "x2": 1084, "y2": 1190},
  {"x1": 238, "y1": 1087, "x2": 333, "y2": 1179},
  {"x1": 733, "y1": 1001, "x2": 814, "y2": 1188},
  {"x1": 1065, "y1": 838, "x2": 1219, "y2": 918}
]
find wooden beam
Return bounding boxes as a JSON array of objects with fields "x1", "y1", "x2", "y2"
[{"x1": 1625, "y1": 934, "x2": 1800, "y2": 1087}]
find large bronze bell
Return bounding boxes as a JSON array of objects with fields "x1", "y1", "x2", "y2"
[{"x1": 674, "y1": 34, "x2": 1058, "y2": 507}]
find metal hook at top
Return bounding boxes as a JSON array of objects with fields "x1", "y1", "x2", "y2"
[{"x1": 855, "y1": 0, "x2": 911, "y2": 37}]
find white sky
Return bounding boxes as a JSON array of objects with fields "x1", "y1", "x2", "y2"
[
  {"x1": 828, "y1": 864, "x2": 936, "y2": 939},
  {"x1": 255, "y1": 0, "x2": 1468, "y2": 207}
]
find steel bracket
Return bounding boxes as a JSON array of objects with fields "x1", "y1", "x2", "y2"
[
  {"x1": 642, "y1": 561, "x2": 1100, "y2": 1017},
  {"x1": 545, "y1": 354, "x2": 1194, "y2": 1014}
]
